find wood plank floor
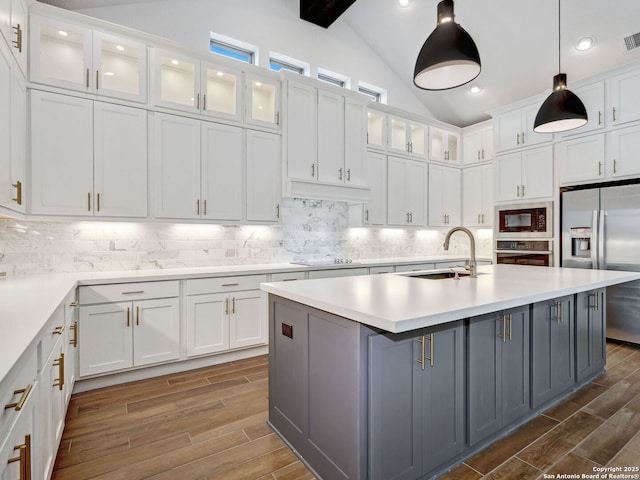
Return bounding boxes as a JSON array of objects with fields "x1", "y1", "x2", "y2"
[{"x1": 53, "y1": 341, "x2": 640, "y2": 480}]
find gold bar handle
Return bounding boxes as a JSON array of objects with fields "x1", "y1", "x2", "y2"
[
  {"x1": 4, "y1": 384, "x2": 33, "y2": 411},
  {"x1": 53, "y1": 354, "x2": 65, "y2": 391},
  {"x1": 136, "y1": 306, "x2": 140, "y2": 326},
  {"x1": 53, "y1": 325, "x2": 65, "y2": 335},
  {"x1": 231, "y1": 297, "x2": 236, "y2": 314},
  {"x1": 225, "y1": 298, "x2": 229, "y2": 315},
  {"x1": 126, "y1": 307, "x2": 130, "y2": 327},
  {"x1": 8, "y1": 434, "x2": 31, "y2": 480},
  {"x1": 69, "y1": 301, "x2": 79, "y2": 307},
  {"x1": 70, "y1": 322, "x2": 78, "y2": 348},
  {"x1": 425, "y1": 333, "x2": 434, "y2": 367},
  {"x1": 12, "y1": 180, "x2": 22, "y2": 205},
  {"x1": 12, "y1": 23, "x2": 22, "y2": 53},
  {"x1": 416, "y1": 336, "x2": 425, "y2": 370}
]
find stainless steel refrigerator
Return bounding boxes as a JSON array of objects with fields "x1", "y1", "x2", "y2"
[{"x1": 561, "y1": 182, "x2": 640, "y2": 344}]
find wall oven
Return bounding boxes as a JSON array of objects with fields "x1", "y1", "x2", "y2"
[
  {"x1": 495, "y1": 239, "x2": 554, "y2": 267},
  {"x1": 495, "y1": 201, "x2": 553, "y2": 238}
]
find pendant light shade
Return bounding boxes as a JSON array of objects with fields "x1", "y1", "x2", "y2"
[
  {"x1": 533, "y1": 0, "x2": 588, "y2": 133},
  {"x1": 413, "y1": 0, "x2": 481, "y2": 91}
]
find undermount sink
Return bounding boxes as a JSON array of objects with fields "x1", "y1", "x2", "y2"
[{"x1": 400, "y1": 269, "x2": 488, "y2": 280}]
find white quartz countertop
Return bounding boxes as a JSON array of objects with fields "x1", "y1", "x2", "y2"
[
  {"x1": 261, "y1": 265, "x2": 640, "y2": 333},
  {"x1": 0, "y1": 256, "x2": 474, "y2": 384}
]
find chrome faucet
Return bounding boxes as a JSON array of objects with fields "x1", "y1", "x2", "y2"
[{"x1": 443, "y1": 227, "x2": 477, "y2": 278}]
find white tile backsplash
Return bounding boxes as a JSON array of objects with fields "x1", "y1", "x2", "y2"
[{"x1": 0, "y1": 198, "x2": 493, "y2": 276}]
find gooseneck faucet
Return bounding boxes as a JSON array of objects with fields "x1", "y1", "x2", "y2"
[{"x1": 443, "y1": 226, "x2": 477, "y2": 278}]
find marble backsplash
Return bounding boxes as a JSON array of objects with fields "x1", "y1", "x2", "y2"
[{"x1": 0, "y1": 198, "x2": 493, "y2": 276}]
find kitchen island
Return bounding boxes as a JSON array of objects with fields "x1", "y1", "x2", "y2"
[{"x1": 261, "y1": 265, "x2": 640, "y2": 480}]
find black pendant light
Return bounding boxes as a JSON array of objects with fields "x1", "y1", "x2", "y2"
[
  {"x1": 413, "y1": 0, "x2": 481, "y2": 91},
  {"x1": 533, "y1": 0, "x2": 587, "y2": 133}
]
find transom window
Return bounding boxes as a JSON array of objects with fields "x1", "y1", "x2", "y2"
[{"x1": 210, "y1": 33, "x2": 256, "y2": 64}]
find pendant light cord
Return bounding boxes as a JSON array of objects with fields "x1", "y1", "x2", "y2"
[{"x1": 558, "y1": 0, "x2": 561, "y2": 73}]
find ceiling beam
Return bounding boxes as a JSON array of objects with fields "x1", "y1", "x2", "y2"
[{"x1": 300, "y1": 0, "x2": 358, "y2": 28}]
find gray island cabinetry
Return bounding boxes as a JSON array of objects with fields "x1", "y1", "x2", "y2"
[{"x1": 576, "y1": 288, "x2": 606, "y2": 382}]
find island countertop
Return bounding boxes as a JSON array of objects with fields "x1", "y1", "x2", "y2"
[{"x1": 260, "y1": 264, "x2": 640, "y2": 333}]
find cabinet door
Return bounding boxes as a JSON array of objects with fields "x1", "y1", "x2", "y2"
[
  {"x1": 153, "y1": 49, "x2": 200, "y2": 113},
  {"x1": 501, "y1": 306, "x2": 530, "y2": 425},
  {"x1": 202, "y1": 62, "x2": 241, "y2": 122},
  {"x1": 79, "y1": 302, "x2": 132, "y2": 376},
  {"x1": 153, "y1": 113, "x2": 201, "y2": 219},
  {"x1": 286, "y1": 81, "x2": 316, "y2": 181},
  {"x1": 428, "y1": 164, "x2": 445, "y2": 226},
  {"x1": 367, "y1": 109, "x2": 386, "y2": 150},
  {"x1": 557, "y1": 134, "x2": 605, "y2": 184},
  {"x1": 521, "y1": 146, "x2": 553, "y2": 199},
  {"x1": 446, "y1": 131, "x2": 460, "y2": 163},
  {"x1": 429, "y1": 128, "x2": 445, "y2": 162},
  {"x1": 344, "y1": 98, "x2": 367, "y2": 186},
  {"x1": 494, "y1": 110, "x2": 522, "y2": 153},
  {"x1": 522, "y1": 103, "x2": 553, "y2": 147},
  {"x1": 462, "y1": 165, "x2": 483, "y2": 226},
  {"x1": 41, "y1": 344, "x2": 65, "y2": 478},
  {"x1": 407, "y1": 160, "x2": 426, "y2": 225},
  {"x1": 554, "y1": 297, "x2": 575, "y2": 396},
  {"x1": 442, "y1": 167, "x2": 461, "y2": 225},
  {"x1": 387, "y1": 156, "x2": 409, "y2": 226},
  {"x1": 9, "y1": 65, "x2": 25, "y2": 213},
  {"x1": 481, "y1": 164, "x2": 494, "y2": 225},
  {"x1": 576, "y1": 289, "x2": 606, "y2": 382},
  {"x1": 8, "y1": 0, "x2": 27, "y2": 75},
  {"x1": 317, "y1": 89, "x2": 345, "y2": 184},
  {"x1": 30, "y1": 91, "x2": 94, "y2": 215},
  {"x1": 495, "y1": 152, "x2": 521, "y2": 202},
  {"x1": 246, "y1": 129, "x2": 282, "y2": 222},
  {"x1": 364, "y1": 152, "x2": 386, "y2": 225},
  {"x1": 1, "y1": 381, "x2": 35, "y2": 480},
  {"x1": 463, "y1": 130, "x2": 482, "y2": 165},
  {"x1": 481, "y1": 127, "x2": 494, "y2": 161},
  {"x1": 389, "y1": 117, "x2": 409, "y2": 155},
  {"x1": 185, "y1": 293, "x2": 229, "y2": 357},
  {"x1": 94, "y1": 102, "x2": 147, "y2": 217},
  {"x1": 409, "y1": 123, "x2": 427, "y2": 157},
  {"x1": 229, "y1": 290, "x2": 266, "y2": 349},
  {"x1": 29, "y1": 15, "x2": 92, "y2": 92},
  {"x1": 559, "y1": 82, "x2": 605, "y2": 137},
  {"x1": 609, "y1": 69, "x2": 640, "y2": 126},
  {"x1": 93, "y1": 31, "x2": 147, "y2": 103},
  {"x1": 0, "y1": 41, "x2": 11, "y2": 211},
  {"x1": 133, "y1": 297, "x2": 180, "y2": 367},
  {"x1": 245, "y1": 74, "x2": 280, "y2": 129},
  {"x1": 609, "y1": 124, "x2": 640, "y2": 178},
  {"x1": 369, "y1": 334, "x2": 422, "y2": 480},
  {"x1": 64, "y1": 300, "x2": 79, "y2": 406},
  {"x1": 201, "y1": 122, "x2": 243, "y2": 221}
]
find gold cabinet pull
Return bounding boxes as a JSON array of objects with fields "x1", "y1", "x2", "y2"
[
  {"x1": 8, "y1": 434, "x2": 31, "y2": 480},
  {"x1": 425, "y1": 333, "x2": 434, "y2": 367},
  {"x1": 12, "y1": 180, "x2": 22, "y2": 205},
  {"x1": 136, "y1": 306, "x2": 140, "y2": 326},
  {"x1": 591, "y1": 291, "x2": 600, "y2": 311},
  {"x1": 12, "y1": 23, "x2": 22, "y2": 53},
  {"x1": 225, "y1": 297, "x2": 229, "y2": 315},
  {"x1": 69, "y1": 300, "x2": 79, "y2": 307},
  {"x1": 416, "y1": 336, "x2": 426, "y2": 370},
  {"x1": 53, "y1": 353, "x2": 65, "y2": 391},
  {"x1": 231, "y1": 297, "x2": 236, "y2": 314},
  {"x1": 4, "y1": 384, "x2": 32, "y2": 411},
  {"x1": 53, "y1": 325, "x2": 65, "y2": 335},
  {"x1": 126, "y1": 307, "x2": 130, "y2": 327},
  {"x1": 498, "y1": 315, "x2": 507, "y2": 343},
  {"x1": 70, "y1": 322, "x2": 78, "y2": 348}
]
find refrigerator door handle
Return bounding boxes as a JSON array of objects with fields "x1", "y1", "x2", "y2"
[
  {"x1": 598, "y1": 210, "x2": 606, "y2": 270},
  {"x1": 591, "y1": 210, "x2": 599, "y2": 269}
]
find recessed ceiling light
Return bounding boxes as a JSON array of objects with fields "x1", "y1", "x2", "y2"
[
  {"x1": 576, "y1": 36, "x2": 594, "y2": 51},
  {"x1": 255, "y1": 81, "x2": 262, "y2": 87},
  {"x1": 216, "y1": 71, "x2": 224, "y2": 77},
  {"x1": 104, "y1": 72, "x2": 115, "y2": 76},
  {"x1": 469, "y1": 85, "x2": 482, "y2": 94},
  {"x1": 171, "y1": 59, "x2": 179, "y2": 65},
  {"x1": 58, "y1": 30, "x2": 68, "y2": 37},
  {"x1": 398, "y1": 0, "x2": 412, "y2": 7},
  {"x1": 116, "y1": 45, "x2": 125, "y2": 51}
]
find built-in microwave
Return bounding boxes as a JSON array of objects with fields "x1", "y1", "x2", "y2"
[{"x1": 495, "y1": 201, "x2": 553, "y2": 238}]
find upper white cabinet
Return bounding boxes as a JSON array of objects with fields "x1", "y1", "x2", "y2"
[
  {"x1": 608, "y1": 123, "x2": 640, "y2": 179},
  {"x1": 30, "y1": 15, "x2": 147, "y2": 103},
  {"x1": 30, "y1": 90, "x2": 148, "y2": 217},
  {"x1": 557, "y1": 134, "x2": 605, "y2": 185},
  {"x1": 362, "y1": 151, "x2": 386, "y2": 225},
  {"x1": 494, "y1": 103, "x2": 553, "y2": 153},
  {"x1": 428, "y1": 164, "x2": 461, "y2": 226},
  {"x1": 0, "y1": 0, "x2": 27, "y2": 74},
  {"x1": 463, "y1": 164, "x2": 493, "y2": 227},
  {"x1": 343, "y1": 97, "x2": 367, "y2": 187},
  {"x1": 285, "y1": 80, "x2": 316, "y2": 181},
  {"x1": 388, "y1": 115, "x2": 427, "y2": 159},
  {"x1": 387, "y1": 156, "x2": 426, "y2": 226},
  {"x1": 496, "y1": 146, "x2": 553, "y2": 202},
  {"x1": 429, "y1": 127, "x2": 460, "y2": 164},
  {"x1": 245, "y1": 72, "x2": 281, "y2": 130},
  {"x1": 366, "y1": 109, "x2": 386, "y2": 151},
  {"x1": 608, "y1": 69, "x2": 640, "y2": 126},
  {"x1": 558, "y1": 81, "x2": 605, "y2": 138},
  {"x1": 153, "y1": 113, "x2": 243, "y2": 221},
  {"x1": 463, "y1": 126, "x2": 494, "y2": 165},
  {"x1": 246, "y1": 129, "x2": 281, "y2": 223},
  {"x1": 317, "y1": 89, "x2": 345, "y2": 184}
]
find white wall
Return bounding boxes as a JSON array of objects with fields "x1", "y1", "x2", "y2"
[{"x1": 70, "y1": 0, "x2": 433, "y2": 118}]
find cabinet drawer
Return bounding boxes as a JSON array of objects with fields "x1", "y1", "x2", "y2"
[
  {"x1": 0, "y1": 347, "x2": 36, "y2": 443},
  {"x1": 395, "y1": 263, "x2": 436, "y2": 272},
  {"x1": 79, "y1": 281, "x2": 180, "y2": 304},
  {"x1": 307, "y1": 268, "x2": 369, "y2": 279},
  {"x1": 185, "y1": 275, "x2": 268, "y2": 295},
  {"x1": 369, "y1": 266, "x2": 395, "y2": 274},
  {"x1": 271, "y1": 272, "x2": 307, "y2": 282}
]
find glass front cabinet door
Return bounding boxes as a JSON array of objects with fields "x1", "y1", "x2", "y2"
[
  {"x1": 245, "y1": 73, "x2": 280, "y2": 130},
  {"x1": 153, "y1": 50, "x2": 199, "y2": 113},
  {"x1": 30, "y1": 15, "x2": 147, "y2": 103},
  {"x1": 202, "y1": 63, "x2": 241, "y2": 122}
]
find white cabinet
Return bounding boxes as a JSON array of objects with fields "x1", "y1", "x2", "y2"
[
  {"x1": 463, "y1": 164, "x2": 494, "y2": 227},
  {"x1": 0, "y1": 0, "x2": 26, "y2": 74},
  {"x1": 496, "y1": 146, "x2": 553, "y2": 202},
  {"x1": 30, "y1": 15, "x2": 147, "y2": 102},
  {"x1": 366, "y1": 109, "x2": 386, "y2": 151},
  {"x1": 317, "y1": 89, "x2": 345, "y2": 184},
  {"x1": 609, "y1": 69, "x2": 640, "y2": 126},
  {"x1": 246, "y1": 129, "x2": 282, "y2": 223},
  {"x1": 153, "y1": 113, "x2": 242, "y2": 221},
  {"x1": 388, "y1": 116, "x2": 427, "y2": 159},
  {"x1": 463, "y1": 126, "x2": 494, "y2": 164},
  {"x1": 0, "y1": 39, "x2": 25, "y2": 213},
  {"x1": 40, "y1": 333, "x2": 65, "y2": 479},
  {"x1": 494, "y1": 103, "x2": 553, "y2": 153},
  {"x1": 558, "y1": 81, "x2": 605, "y2": 137},
  {"x1": 0, "y1": 376, "x2": 36, "y2": 480},
  {"x1": 608, "y1": 123, "x2": 640, "y2": 179},
  {"x1": 429, "y1": 127, "x2": 460, "y2": 164},
  {"x1": 428, "y1": 164, "x2": 461, "y2": 226},
  {"x1": 343, "y1": 98, "x2": 367, "y2": 187},
  {"x1": 286, "y1": 81, "x2": 316, "y2": 181},
  {"x1": 362, "y1": 152, "x2": 386, "y2": 225},
  {"x1": 387, "y1": 156, "x2": 426, "y2": 226},
  {"x1": 185, "y1": 275, "x2": 267, "y2": 357},
  {"x1": 78, "y1": 282, "x2": 180, "y2": 377},
  {"x1": 31, "y1": 91, "x2": 148, "y2": 217},
  {"x1": 245, "y1": 73, "x2": 281, "y2": 130},
  {"x1": 557, "y1": 134, "x2": 605, "y2": 185}
]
